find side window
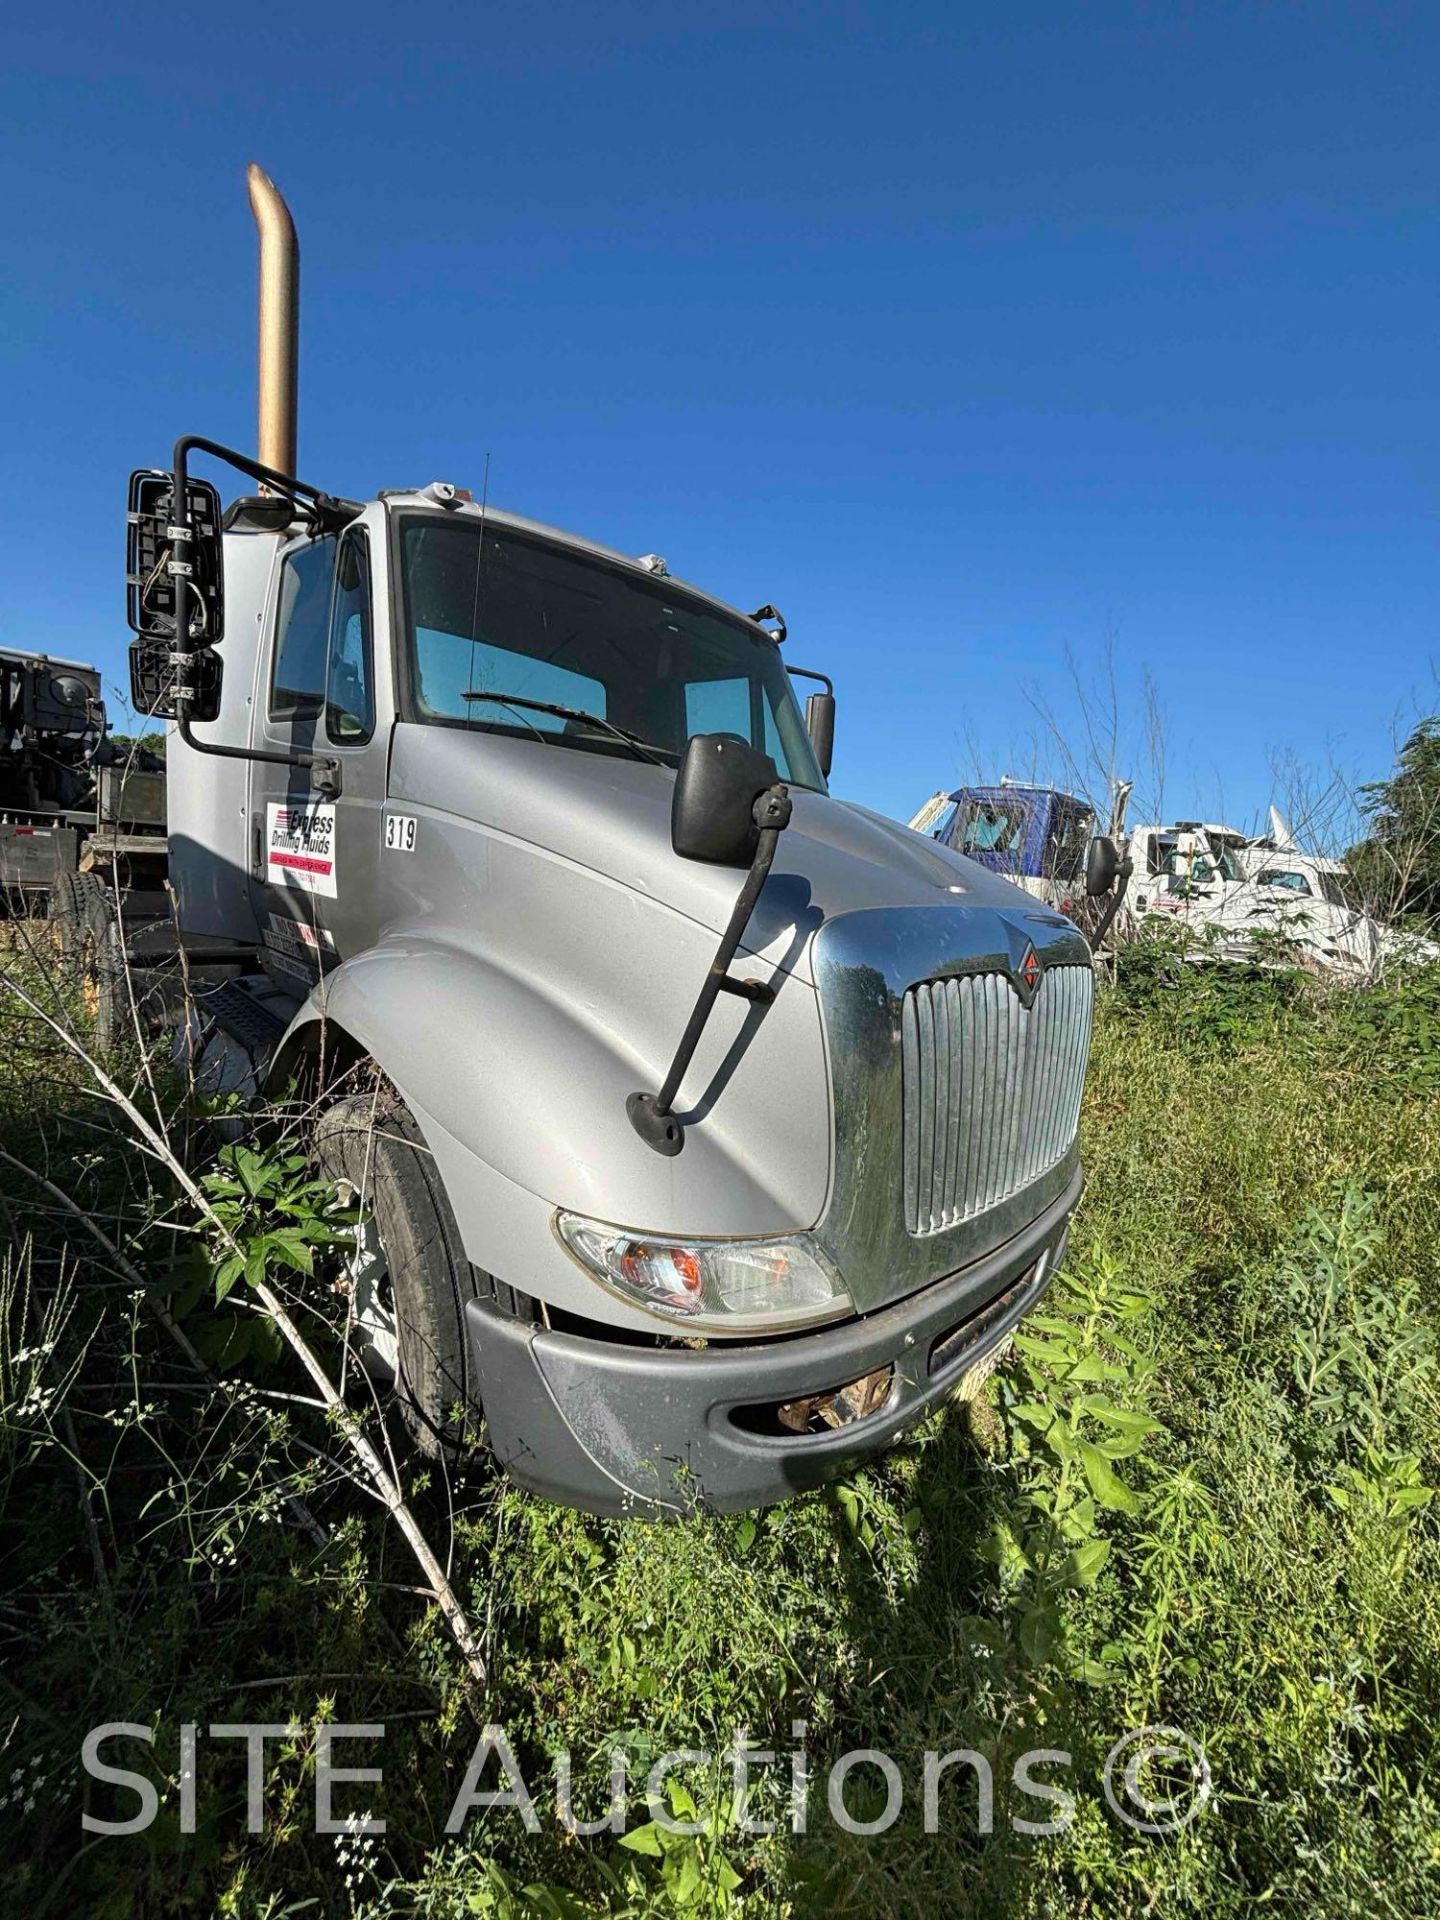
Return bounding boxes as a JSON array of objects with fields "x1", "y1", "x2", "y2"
[
  {"x1": 1258, "y1": 869, "x2": 1312, "y2": 895},
  {"x1": 271, "y1": 537, "x2": 337, "y2": 719},
  {"x1": 1053, "y1": 810, "x2": 1091, "y2": 879},
  {"x1": 326, "y1": 531, "x2": 374, "y2": 743},
  {"x1": 685, "y1": 675, "x2": 751, "y2": 740}
]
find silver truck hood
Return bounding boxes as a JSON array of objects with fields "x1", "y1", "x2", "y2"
[
  {"x1": 389, "y1": 725, "x2": 1055, "y2": 979},
  {"x1": 380, "y1": 723, "x2": 1094, "y2": 1310}
]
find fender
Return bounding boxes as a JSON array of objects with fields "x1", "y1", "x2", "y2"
[{"x1": 271, "y1": 928, "x2": 832, "y2": 1249}]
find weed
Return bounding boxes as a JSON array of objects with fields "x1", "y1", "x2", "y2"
[
  {"x1": 991, "y1": 1246, "x2": 1164, "y2": 1681},
  {"x1": 1, "y1": 941, "x2": 1439, "y2": 1915}
]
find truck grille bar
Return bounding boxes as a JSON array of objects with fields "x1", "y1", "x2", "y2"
[{"x1": 901, "y1": 964, "x2": 1093, "y2": 1237}]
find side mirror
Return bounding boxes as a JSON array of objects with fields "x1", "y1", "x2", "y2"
[
  {"x1": 1086, "y1": 834, "x2": 1121, "y2": 898},
  {"x1": 672, "y1": 733, "x2": 783, "y2": 867},
  {"x1": 129, "y1": 639, "x2": 223, "y2": 724},
  {"x1": 634, "y1": 736, "x2": 792, "y2": 1153},
  {"x1": 126, "y1": 469, "x2": 225, "y2": 646},
  {"x1": 804, "y1": 690, "x2": 835, "y2": 778}
]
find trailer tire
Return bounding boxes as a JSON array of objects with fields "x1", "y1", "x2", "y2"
[
  {"x1": 50, "y1": 871, "x2": 82, "y2": 948},
  {"x1": 52, "y1": 870, "x2": 110, "y2": 955},
  {"x1": 55, "y1": 875, "x2": 122, "y2": 1054},
  {"x1": 313, "y1": 1092, "x2": 488, "y2": 1458}
]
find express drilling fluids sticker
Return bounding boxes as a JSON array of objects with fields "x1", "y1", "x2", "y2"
[{"x1": 265, "y1": 801, "x2": 338, "y2": 898}]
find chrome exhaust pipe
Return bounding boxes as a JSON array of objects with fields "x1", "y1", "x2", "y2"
[{"x1": 246, "y1": 163, "x2": 299, "y2": 479}]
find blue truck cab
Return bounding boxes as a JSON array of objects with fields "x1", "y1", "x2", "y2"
[{"x1": 925, "y1": 783, "x2": 1096, "y2": 909}]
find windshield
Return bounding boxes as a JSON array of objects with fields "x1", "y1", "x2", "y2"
[
  {"x1": 1154, "y1": 836, "x2": 1243, "y2": 884},
  {"x1": 397, "y1": 516, "x2": 826, "y2": 791}
]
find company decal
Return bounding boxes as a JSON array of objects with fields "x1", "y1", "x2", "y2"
[{"x1": 265, "y1": 801, "x2": 337, "y2": 899}]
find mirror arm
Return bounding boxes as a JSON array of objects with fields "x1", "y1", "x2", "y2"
[
  {"x1": 173, "y1": 433, "x2": 336, "y2": 516},
  {"x1": 628, "y1": 784, "x2": 793, "y2": 1156},
  {"x1": 176, "y1": 703, "x2": 341, "y2": 799}
]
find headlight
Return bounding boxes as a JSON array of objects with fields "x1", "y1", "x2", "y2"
[{"x1": 554, "y1": 1212, "x2": 851, "y2": 1333}]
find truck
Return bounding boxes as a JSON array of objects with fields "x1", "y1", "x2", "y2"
[
  {"x1": 1126, "y1": 816, "x2": 1385, "y2": 975},
  {"x1": 121, "y1": 166, "x2": 1119, "y2": 1517},
  {"x1": 0, "y1": 645, "x2": 173, "y2": 1042},
  {"x1": 911, "y1": 779, "x2": 1134, "y2": 951},
  {"x1": 910, "y1": 780, "x2": 1097, "y2": 910},
  {"x1": 0, "y1": 646, "x2": 168, "y2": 928}
]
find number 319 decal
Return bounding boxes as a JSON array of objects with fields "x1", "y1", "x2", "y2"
[{"x1": 384, "y1": 813, "x2": 418, "y2": 853}]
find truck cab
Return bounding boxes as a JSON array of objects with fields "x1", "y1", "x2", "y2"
[
  {"x1": 1128, "y1": 822, "x2": 1382, "y2": 974},
  {"x1": 132, "y1": 169, "x2": 1103, "y2": 1517},
  {"x1": 917, "y1": 782, "x2": 1097, "y2": 915}
]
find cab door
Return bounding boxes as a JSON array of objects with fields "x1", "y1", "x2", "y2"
[{"x1": 248, "y1": 524, "x2": 383, "y2": 993}]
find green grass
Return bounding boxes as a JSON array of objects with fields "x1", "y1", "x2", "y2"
[{"x1": 1, "y1": 938, "x2": 1439, "y2": 1917}]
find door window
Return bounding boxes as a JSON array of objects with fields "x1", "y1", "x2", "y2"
[
  {"x1": 271, "y1": 537, "x2": 337, "y2": 719},
  {"x1": 326, "y1": 531, "x2": 374, "y2": 743}
]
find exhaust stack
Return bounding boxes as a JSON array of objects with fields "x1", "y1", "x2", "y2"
[{"x1": 246, "y1": 163, "x2": 299, "y2": 479}]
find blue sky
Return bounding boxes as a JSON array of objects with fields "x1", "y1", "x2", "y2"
[{"x1": 3, "y1": 2, "x2": 1436, "y2": 839}]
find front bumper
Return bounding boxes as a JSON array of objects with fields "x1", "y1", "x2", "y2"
[{"x1": 466, "y1": 1166, "x2": 1079, "y2": 1516}]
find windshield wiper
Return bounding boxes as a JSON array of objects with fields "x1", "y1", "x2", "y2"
[{"x1": 460, "y1": 690, "x2": 668, "y2": 766}]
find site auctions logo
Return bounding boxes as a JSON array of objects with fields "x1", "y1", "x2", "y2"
[
  {"x1": 1102, "y1": 1725, "x2": 1212, "y2": 1835},
  {"x1": 76, "y1": 1720, "x2": 1212, "y2": 1842}
]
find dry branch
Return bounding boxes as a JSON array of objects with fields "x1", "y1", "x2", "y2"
[{"x1": 0, "y1": 970, "x2": 487, "y2": 1688}]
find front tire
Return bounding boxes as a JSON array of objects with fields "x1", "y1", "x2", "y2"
[{"x1": 313, "y1": 1092, "x2": 482, "y2": 1457}]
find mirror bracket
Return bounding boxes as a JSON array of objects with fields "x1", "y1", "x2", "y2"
[{"x1": 717, "y1": 975, "x2": 775, "y2": 1006}]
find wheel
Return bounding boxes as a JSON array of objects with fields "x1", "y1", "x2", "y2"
[
  {"x1": 313, "y1": 1092, "x2": 485, "y2": 1457},
  {"x1": 50, "y1": 871, "x2": 82, "y2": 949},
  {"x1": 80, "y1": 911, "x2": 123, "y2": 1054},
  {"x1": 52, "y1": 870, "x2": 109, "y2": 955},
  {"x1": 55, "y1": 875, "x2": 122, "y2": 1053}
]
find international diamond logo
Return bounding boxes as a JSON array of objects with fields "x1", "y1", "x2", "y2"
[{"x1": 1018, "y1": 943, "x2": 1042, "y2": 1000}]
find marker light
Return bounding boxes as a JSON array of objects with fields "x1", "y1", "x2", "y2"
[{"x1": 554, "y1": 1214, "x2": 851, "y2": 1333}]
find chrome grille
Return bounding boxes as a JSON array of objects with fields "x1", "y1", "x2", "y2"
[{"x1": 901, "y1": 964, "x2": 1093, "y2": 1236}]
